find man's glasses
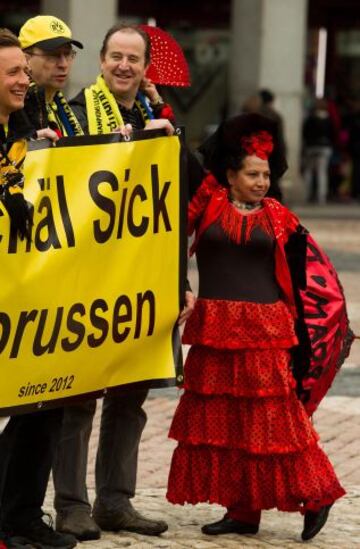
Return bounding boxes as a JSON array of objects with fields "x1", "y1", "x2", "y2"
[{"x1": 29, "y1": 49, "x2": 77, "y2": 64}]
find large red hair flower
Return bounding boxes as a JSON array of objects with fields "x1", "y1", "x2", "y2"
[{"x1": 240, "y1": 130, "x2": 274, "y2": 160}]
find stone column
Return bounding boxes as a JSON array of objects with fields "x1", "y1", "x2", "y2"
[
  {"x1": 229, "y1": 0, "x2": 308, "y2": 201},
  {"x1": 41, "y1": 0, "x2": 117, "y2": 97}
]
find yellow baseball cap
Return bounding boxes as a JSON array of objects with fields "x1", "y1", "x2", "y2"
[{"x1": 19, "y1": 15, "x2": 83, "y2": 51}]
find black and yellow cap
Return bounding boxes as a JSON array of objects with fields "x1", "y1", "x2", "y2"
[{"x1": 19, "y1": 15, "x2": 83, "y2": 51}]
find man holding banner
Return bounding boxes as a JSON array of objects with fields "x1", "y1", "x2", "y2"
[
  {"x1": 18, "y1": 15, "x2": 84, "y2": 139},
  {"x1": 52, "y1": 24, "x2": 177, "y2": 541},
  {"x1": 1, "y1": 97, "x2": 185, "y2": 546},
  {"x1": 0, "y1": 28, "x2": 77, "y2": 549},
  {"x1": 70, "y1": 24, "x2": 174, "y2": 137}
]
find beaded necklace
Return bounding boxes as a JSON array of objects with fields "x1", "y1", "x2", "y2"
[{"x1": 229, "y1": 197, "x2": 261, "y2": 211}]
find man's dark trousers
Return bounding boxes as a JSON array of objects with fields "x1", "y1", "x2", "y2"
[{"x1": 0, "y1": 407, "x2": 63, "y2": 530}]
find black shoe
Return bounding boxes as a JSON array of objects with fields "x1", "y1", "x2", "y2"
[
  {"x1": 201, "y1": 515, "x2": 259, "y2": 536},
  {"x1": 56, "y1": 509, "x2": 101, "y2": 541},
  {"x1": 7, "y1": 518, "x2": 77, "y2": 548},
  {"x1": 301, "y1": 504, "x2": 333, "y2": 541},
  {"x1": 93, "y1": 501, "x2": 168, "y2": 536}
]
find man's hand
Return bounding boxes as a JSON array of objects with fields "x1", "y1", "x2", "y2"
[
  {"x1": 178, "y1": 291, "x2": 196, "y2": 325},
  {"x1": 112, "y1": 123, "x2": 133, "y2": 137},
  {"x1": 145, "y1": 119, "x2": 174, "y2": 135},
  {"x1": 36, "y1": 127, "x2": 59, "y2": 142}
]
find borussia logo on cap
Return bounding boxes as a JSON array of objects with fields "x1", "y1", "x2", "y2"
[{"x1": 50, "y1": 20, "x2": 65, "y2": 34}]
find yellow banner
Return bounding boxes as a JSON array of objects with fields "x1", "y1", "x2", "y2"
[{"x1": 0, "y1": 133, "x2": 183, "y2": 413}]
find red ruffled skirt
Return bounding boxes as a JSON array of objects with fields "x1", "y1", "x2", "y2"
[{"x1": 167, "y1": 299, "x2": 345, "y2": 514}]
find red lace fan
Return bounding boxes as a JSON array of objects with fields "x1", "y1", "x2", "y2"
[{"x1": 140, "y1": 25, "x2": 190, "y2": 87}]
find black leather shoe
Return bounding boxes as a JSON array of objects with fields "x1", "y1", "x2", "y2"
[
  {"x1": 0, "y1": 533, "x2": 38, "y2": 548},
  {"x1": 5, "y1": 518, "x2": 77, "y2": 548},
  {"x1": 301, "y1": 504, "x2": 333, "y2": 541},
  {"x1": 201, "y1": 516, "x2": 259, "y2": 536}
]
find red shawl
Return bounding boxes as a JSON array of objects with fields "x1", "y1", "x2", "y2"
[{"x1": 188, "y1": 174, "x2": 353, "y2": 415}]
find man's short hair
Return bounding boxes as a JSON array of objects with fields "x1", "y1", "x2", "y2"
[
  {"x1": 100, "y1": 24, "x2": 151, "y2": 65},
  {"x1": 0, "y1": 28, "x2": 21, "y2": 49}
]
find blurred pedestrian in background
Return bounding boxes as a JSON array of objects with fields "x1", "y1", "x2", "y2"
[
  {"x1": 344, "y1": 96, "x2": 360, "y2": 201},
  {"x1": 240, "y1": 93, "x2": 261, "y2": 114},
  {"x1": 302, "y1": 98, "x2": 335, "y2": 204},
  {"x1": 259, "y1": 88, "x2": 287, "y2": 156}
]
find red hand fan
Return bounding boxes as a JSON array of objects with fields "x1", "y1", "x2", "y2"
[{"x1": 140, "y1": 24, "x2": 191, "y2": 87}]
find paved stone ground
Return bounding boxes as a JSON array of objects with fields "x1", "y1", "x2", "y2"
[{"x1": 44, "y1": 206, "x2": 360, "y2": 548}]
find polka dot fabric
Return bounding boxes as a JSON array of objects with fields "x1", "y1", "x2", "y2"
[
  {"x1": 170, "y1": 390, "x2": 319, "y2": 454},
  {"x1": 167, "y1": 443, "x2": 345, "y2": 514},
  {"x1": 167, "y1": 300, "x2": 345, "y2": 513},
  {"x1": 140, "y1": 25, "x2": 190, "y2": 87},
  {"x1": 182, "y1": 299, "x2": 298, "y2": 349},
  {"x1": 182, "y1": 346, "x2": 297, "y2": 397}
]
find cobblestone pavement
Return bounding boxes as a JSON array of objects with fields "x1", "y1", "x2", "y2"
[{"x1": 45, "y1": 206, "x2": 360, "y2": 548}]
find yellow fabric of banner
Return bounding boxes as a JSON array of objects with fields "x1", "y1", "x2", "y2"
[{"x1": 0, "y1": 134, "x2": 181, "y2": 412}]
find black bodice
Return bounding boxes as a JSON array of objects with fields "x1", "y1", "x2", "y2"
[{"x1": 196, "y1": 218, "x2": 281, "y2": 303}]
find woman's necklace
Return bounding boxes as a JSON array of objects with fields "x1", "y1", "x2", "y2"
[{"x1": 229, "y1": 197, "x2": 261, "y2": 211}]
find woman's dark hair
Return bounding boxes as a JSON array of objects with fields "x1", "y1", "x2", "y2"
[
  {"x1": 100, "y1": 23, "x2": 151, "y2": 65},
  {"x1": 220, "y1": 150, "x2": 248, "y2": 185},
  {"x1": 198, "y1": 113, "x2": 287, "y2": 192}
]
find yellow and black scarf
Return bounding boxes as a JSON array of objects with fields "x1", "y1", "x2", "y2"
[
  {"x1": 0, "y1": 129, "x2": 32, "y2": 241},
  {"x1": 0, "y1": 134, "x2": 27, "y2": 197},
  {"x1": 47, "y1": 90, "x2": 84, "y2": 137},
  {"x1": 84, "y1": 75, "x2": 153, "y2": 135}
]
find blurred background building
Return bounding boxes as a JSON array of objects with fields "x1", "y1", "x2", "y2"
[{"x1": 1, "y1": 0, "x2": 359, "y2": 201}]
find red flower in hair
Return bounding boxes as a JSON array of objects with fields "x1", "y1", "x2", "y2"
[{"x1": 240, "y1": 130, "x2": 274, "y2": 160}]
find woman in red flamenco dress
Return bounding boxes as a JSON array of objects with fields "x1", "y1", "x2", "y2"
[{"x1": 167, "y1": 113, "x2": 351, "y2": 541}]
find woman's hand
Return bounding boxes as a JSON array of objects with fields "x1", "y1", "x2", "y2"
[
  {"x1": 178, "y1": 291, "x2": 196, "y2": 325},
  {"x1": 140, "y1": 77, "x2": 163, "y2": 105},
  {"x1": 113, "y1": 119, "x2": 175, "y2": 138},
  {"x1": 145, "y1": 119, "x2": 175, "y2": 135}
]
